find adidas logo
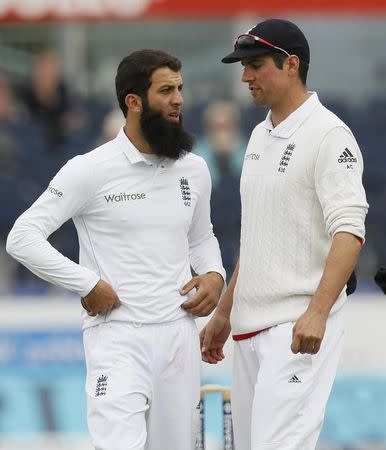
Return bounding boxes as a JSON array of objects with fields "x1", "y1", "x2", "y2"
[
  {"x1": 338, "y1": 148, "x2": 357, "y2": 163},
  {"x1": 288, "y1": 375, "x2": 301, "y2": 383}
]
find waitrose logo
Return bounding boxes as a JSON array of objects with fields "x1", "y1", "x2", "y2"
[
  {"x1": 104, "y1": 193, "x2": 146, "y2": 203},
  {"x1": 47, "y1": 185, "x2": 63, "y2": 197}
]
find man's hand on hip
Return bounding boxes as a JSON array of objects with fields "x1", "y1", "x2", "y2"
[
  {"x1": 81, "y1": 279, "x2": 121, "y2": 316},
  {"x1": 180, "y1": 272, "x2": 224, "y2": 317},
  {"x1": 291, "y1": 307, "x2": 328, "y2": 355}
]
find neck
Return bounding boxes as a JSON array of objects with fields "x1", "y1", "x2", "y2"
[
  {"x1": 124, "y1": 122, "x2": 154, "y2": 154},
  {"x1": 270, "y1": 88, "x2": 310, "y2": 128}
]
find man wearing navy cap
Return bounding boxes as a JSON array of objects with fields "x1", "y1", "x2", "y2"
[{"x1": 201, "y1": 19, "x2": 368, "y2": 449}]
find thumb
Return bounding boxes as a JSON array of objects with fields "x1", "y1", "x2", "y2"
[
  {"x1": 180, "y1": 278, "x2": 198, "y2": 295},
  {"x1": 291, "y1": 328, "x2": 301, "y2": 354}
]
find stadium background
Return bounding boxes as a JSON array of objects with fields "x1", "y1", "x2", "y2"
[{"x1": 1, "y1": 1, "x2": 386, "y2": 449}]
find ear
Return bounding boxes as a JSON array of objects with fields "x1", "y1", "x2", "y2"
[
  {"x1": 125, "y1": 93, "x2": 142, "y2": 114},
  {"x1": 287, "y1": 55, "x2": 300, "y2": 77}
]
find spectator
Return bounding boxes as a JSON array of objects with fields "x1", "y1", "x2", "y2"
[
  {"x1": 195, "y1": 100, "x2": 246, "y2": 278},
  {"x1": 0, "y1": 72, "x2": 66, "y2": 290},
  {"x1": 195, "y1": 100, "x2": 245, "y2": 186},
  {"x1": 21, "y1": 50, "x2": 71, "y2": 150},
  {"x1": 0, "y1": 74, "x2": 34, "y2": 289},
  {"x1": 0, "y1": 73, "x2": 30, "y2": 236},
  {"x1": 97, "y1": 109, "x2": 124, "y2": 144}
]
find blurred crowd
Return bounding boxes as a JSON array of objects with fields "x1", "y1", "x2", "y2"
[
  {"x1": 1, "y1": 49, "x2": 385, "y2": 292},
  {"x1": 0, "y1": 50, "x2": 112, "y2": 291}
]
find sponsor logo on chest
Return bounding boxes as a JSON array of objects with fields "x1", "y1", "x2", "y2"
[{"x1": 104, "y1": 192, "x2": 146, "y2": 203}]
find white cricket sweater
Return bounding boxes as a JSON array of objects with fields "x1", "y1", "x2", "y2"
[
  {"x1": 231, "y1": 93, "x2": 368, "y2": 335},
  {"x1": 6, "y1": 128, "x2": 225, "y2": 329}
]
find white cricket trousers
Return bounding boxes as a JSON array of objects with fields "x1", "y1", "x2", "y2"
[
  {"x1": 83, "y1": 317, "x2": 201, "y2": 450},
  {"x1": 232, "y1": 310, "x2": 343, "y2": 450}
]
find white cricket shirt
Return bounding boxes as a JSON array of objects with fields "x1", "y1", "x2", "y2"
[
  {"x1": 7, "y1": 128, "x2": 225, "y2": 328},
  {"x1": 232, "y1": 93, "x2": 368, "y2": 335}
]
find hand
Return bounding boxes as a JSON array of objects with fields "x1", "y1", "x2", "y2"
[
  {"x1": 200, "y1": 313, "x2": 231, "y2": 364},
  {"x1": 81, "y1": 279, "x2": 121, "y2": 317},
  {"x1": 291, "y1": 307, "x2": 328, "y2": 355},
  {"x1": 180, "y1": 272, "x2": 224, "y2": 317}
]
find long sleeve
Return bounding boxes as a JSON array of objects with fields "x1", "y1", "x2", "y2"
[
  {"x1": 6, "y1": 156, "x2": 100, "y2": 296},
  {"x1": 315, "y1": 126, "x2": 369, "y2": 241},
  {"x1": 188, "y1": 159, "x2": 226, "y2": 281}
]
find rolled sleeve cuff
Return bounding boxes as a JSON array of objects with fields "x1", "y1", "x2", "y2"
[
  {"x1": 326, "y1": 205, "x2": 367, "y2": 245},
  {"x1": 332, "y1": 226, "x2": 365, "y2": 245}
]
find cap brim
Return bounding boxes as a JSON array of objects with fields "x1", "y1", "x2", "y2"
[{"x1": 221, "y1": 46, "x2": 271, "y2": 64}]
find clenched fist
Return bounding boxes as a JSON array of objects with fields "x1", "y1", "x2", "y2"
[{"x1": 81, "y1": 279, "x2": 121, "y2": 316}]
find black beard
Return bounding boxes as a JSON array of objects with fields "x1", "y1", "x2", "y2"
[{"x1": 140, "y1": 104, "x2": 195, "y2": 160}]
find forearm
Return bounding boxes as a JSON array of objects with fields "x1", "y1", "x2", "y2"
[
  {"x1": 216, "y1": 260, "x2": 239, "y2": 318},
  {"x1": 6, "y1": 156, "x2": 101, "y2": 296},
  {"x1": 189, "y1": 234, "x2": 226, "y2": 282},
  {"x1": 6, "y1": 220, "x2": 99, "y2": 296},
  {"x1": 309, "y1": 232, "x2": 362, "y2": 316}
]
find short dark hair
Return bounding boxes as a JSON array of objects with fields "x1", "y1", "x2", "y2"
[
  {"x1": 270, "y1": 52, "x2": 308, "y2": 85},
  {"x1": 115, "y1": 49, "x2": 182, "y2": 117}
]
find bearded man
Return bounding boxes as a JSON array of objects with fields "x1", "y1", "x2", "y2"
[{"x1": 7, "y1": 49, "x2": 225, "y2": 450}]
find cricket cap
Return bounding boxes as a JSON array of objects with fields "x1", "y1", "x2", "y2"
[{"x1": 222, "y1": 19, "x2": 310, "y2": 65}]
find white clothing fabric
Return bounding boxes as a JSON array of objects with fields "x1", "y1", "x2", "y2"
[
  {"x1": 84, "y1": 316, "x2": 201, "y2": 450},
  {"x1": 232, "y1": 310, "x2": 344, "y2": 450},
  {"x1": 6, "y1": 128, "x2": 225, "y2": 328},
  {"x1": 232, "y1": 93, "x2": 368, "y2": 334}
]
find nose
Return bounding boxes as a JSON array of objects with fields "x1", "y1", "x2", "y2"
[
  {"x1": 172, "y1": 89, "x2": 183, "y2": 106},
  {"x1": 242, "y1": 67, "x2": 253, "y2": 83}
]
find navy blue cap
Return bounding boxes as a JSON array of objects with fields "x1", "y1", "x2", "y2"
[{"x1": 222, "y1": 19, "x2": 310, "y2": 64}]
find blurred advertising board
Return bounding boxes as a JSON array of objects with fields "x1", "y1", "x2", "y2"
[
  {"x1": 0, "y1": 297, "x2": 87, "y2": 434},
  {"x1": 0, "y1": 0, "x2": 385, "y2": 22}
]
